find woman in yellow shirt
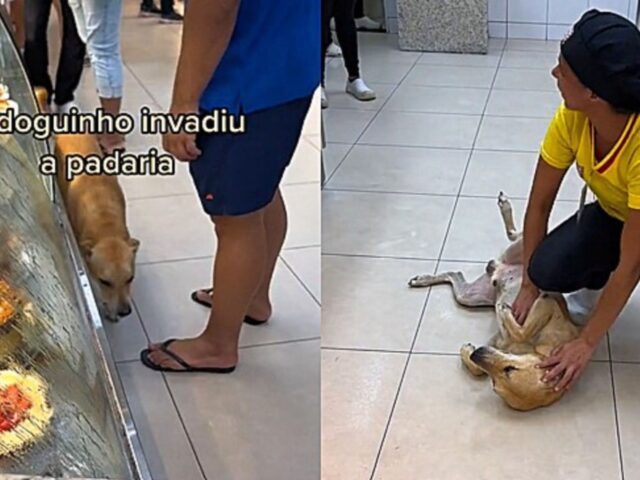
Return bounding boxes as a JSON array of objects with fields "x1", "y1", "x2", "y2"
[{"x1": 512, "y1": 9, "x2": 640, "y2": 392}]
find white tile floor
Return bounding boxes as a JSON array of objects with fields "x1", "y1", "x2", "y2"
[
  {"x1": 71, "y1": 3, "x2": 321, "y2": 479},
  {"x1": 322, "y1": 33, "x2": 640, "y2": 480}
]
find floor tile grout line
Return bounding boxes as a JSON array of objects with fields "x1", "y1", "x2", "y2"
[
  {"x1": 325, "y1": 106, "x2": 556, "y2": 119},
  {"x1": 324, "y1": 109, "x2": 559, "y2": 120},
  {"x1": 240, "y1": 337, "x2": 321, "y2": 350},
  {"x1": 125, "y1": 180, "x2": 319, "y2": 203},
  {"x1": 338, "y1": 141, "x2": 540, "y2": 152},
  {"x1": 127, "y1": 300, "x2": 210, "y2": 480},
  {"x1": 136, "y1": 246, "x2": 319, "y2": 267},
  {"x1": 326, "y1": 141, "x2": 542, "y2": 155},
  {"x1": 122, "y1": 62, "x2": 164, "y2": 111},
  {"x1": 368, "y1": 42, "x2": 506, "y2": 478},
  {"x1": 280, "y1": 256, "x2": 321, "y2": 306},
  {"x1": 115, "y1": 352, "x2": 636, "y2": 364},
  {"x1": 367, "y1": 335, "x2": 419, "y2": 480},
  {"x1": 324, "y1": 46, "x2": 425, "y2": 185},
  {"x1": 320, "y1": 346, "x2": 412, "y2": 355},
  {"x1": 608, "y1": 335, "x2": 626, "y2": 480},
  {"x1": 322, "y1": 187, "x2": 580, "y2": 203}
]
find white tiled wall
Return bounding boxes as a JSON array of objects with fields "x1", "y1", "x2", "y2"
[
  {"x1": 490, "y1": 0, "x2": 638, "y2": 39},
  {"x1": 385, "y1": 0, "x2": 639, "y2": 38}
]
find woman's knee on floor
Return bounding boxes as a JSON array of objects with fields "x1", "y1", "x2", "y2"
[{"x1": 527, "y1": 248, "x2": 580, "y2": 293}]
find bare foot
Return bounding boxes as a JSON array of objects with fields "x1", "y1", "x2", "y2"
[
  {"x1": 147, "y1": 337, "x2": 237, "y2": 370},
  {"x1": 193, "y1": 288, "x2": 272, "y2": 321}
]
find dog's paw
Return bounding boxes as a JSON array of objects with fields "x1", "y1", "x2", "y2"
[
  {"x1": 460, "y1": 343, "x2": 476, "y2": 356},
  {"x1": 408, "y1": 274, "x2": 434, "y2": 288}
]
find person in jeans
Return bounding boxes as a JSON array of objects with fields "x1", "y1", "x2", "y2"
[
  {"x1": 511, "y1": 10, "x2": 640, "y2": 393},
  {"x1": 24, "y1": 0, "x2": 85, "y2": 113},
  {"x1": 139, "y1": 0, "x2": 183, "y2": 23},
  {"x1": 321, "y1": 0, "x2": 375, "y2": 108},
  {"x1": 140, "y1": 1, "x2": 318, "y2": 372},
  {"x1": 68, "y1": 0, "x2": 126, "y2": 153}
]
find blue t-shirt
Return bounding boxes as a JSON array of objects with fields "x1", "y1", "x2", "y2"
[{"x1": 199, "y1": 0, "x2": 320, "y2": 115}]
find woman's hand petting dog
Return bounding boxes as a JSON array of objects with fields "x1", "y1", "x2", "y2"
[
  {"x1": 512, "y1": 280, "x2": 540, "y2": 325},
  {"x1": 162, "y1": 102, "x2": 202, "y2": 162},
  {"x1": 537, "y1": 337, "x2": 596, "y2": 392}
]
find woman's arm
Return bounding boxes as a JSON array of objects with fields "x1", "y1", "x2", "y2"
[
  {"x1": 512, "y1": 156, "x2": 567, "y2": 323},
  {"x1": 580, "y1": 208, "x2": 640, "y2": 346}
]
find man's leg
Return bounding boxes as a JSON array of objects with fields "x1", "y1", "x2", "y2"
[
  {"x1": 250, "y1": 189, "x2": 287, "y2": 319},
  {"x1": 193, "y1": 189, "x2": 287, "y2": 321},
  {"x1": 148, "y1": 207, "x2": 269, "y2": 369}
]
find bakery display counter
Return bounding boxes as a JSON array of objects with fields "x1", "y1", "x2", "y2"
[{"x1": 0, "y1": 12, "x2": 150, "y2": 480}]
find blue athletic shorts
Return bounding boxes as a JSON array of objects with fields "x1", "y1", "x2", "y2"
[{"x1": 189, "y1": 95, "x2": 313, "y2": 216}]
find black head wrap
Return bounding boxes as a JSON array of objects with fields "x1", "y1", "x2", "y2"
[{"x1": 561, "y1": 9, "x2": 640, "y2": 111}]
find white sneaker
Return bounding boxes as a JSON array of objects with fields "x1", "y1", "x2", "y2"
[
  {"x1": 356, "y1": 16, "x2": 383, "y2": 31},
  {"x1": 565, "y1": 288, "x2": 602, "y2": 325},
  {"x1": 346, "y1": 78, "x2": 376, "y2": 101},
  {"x1": 321, "y1": 87, "x2": 328, "y2": 109},
  {"x1": 326, "y1": 42, "x2": 342, "y2": 57},
  {"x1": 54, "y1": 101, "x2": 79, "y2": 115}
]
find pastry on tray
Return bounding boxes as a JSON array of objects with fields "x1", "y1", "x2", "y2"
[
  {"x1": 0, "y1": 369, "x2": 53, "y2": 456},
  {"x1": 0, "y1": 280, "x2": 16, "y2": 328},
  {"x1": 0, "y1": 84, "x2": 18, "y2": 113}
]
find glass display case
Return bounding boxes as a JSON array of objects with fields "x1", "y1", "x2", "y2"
[{"x1": 0, "y1": 11, "x2": 150, "y2": 480}]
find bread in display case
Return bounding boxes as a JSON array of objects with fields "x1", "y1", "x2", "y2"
[{"x1": 0, "y1": 13, "x2": 150, "y2": 480}]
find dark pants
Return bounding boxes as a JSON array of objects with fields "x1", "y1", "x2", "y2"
[
  {"x1": 528, "y1": 202, "x2": 624, "y2": 292},
  {"x1": 24, "y1": 0, "x2": 85, "y2": 106},
  {"x1": 322, "y1": 0, "x2": 360, "y2": 84},
  {"x1": 355, "y1": 0, "x2": 364, "y2": 18},
  {"x1": 141, "y1": 0, "x2": 174, "y2": 15}
]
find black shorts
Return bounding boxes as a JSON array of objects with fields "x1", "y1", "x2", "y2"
[{"x1": 189, "y1": 95, "x2": 313, "y2": 216}]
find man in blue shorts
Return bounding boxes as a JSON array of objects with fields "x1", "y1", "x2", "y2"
[{"x1": 141, "y1": 0, "x2": 319, "y2": 373}]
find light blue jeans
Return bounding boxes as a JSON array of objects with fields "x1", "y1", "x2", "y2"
[{"x1": 68, "y1": 0, "x2": 123, "y2": 99}]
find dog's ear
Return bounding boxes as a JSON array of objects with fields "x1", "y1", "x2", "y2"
[
  {"x1": 128, "y1": 237, "x2": 140, "y2": 252},
  {"x1": 34, "y1": 87, "x2": 49, "y2": 113},
  {"x1": 80, "y1": 239, "x2": 94, "y2": 259}
]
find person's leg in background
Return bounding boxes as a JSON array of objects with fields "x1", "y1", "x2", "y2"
[
  {"x1": 10, "y1": 0, "x2": 25, "y2": 51},
  {"x1": 69, "y1": 0, "x2": 126, "y2": 153},
  {"x1": 139, "y1": 0, "x2": 161, "y2": 17},
  {"x1": 53, "y1": 0, "x2": 86, "y2": 112},
  {"x1": 24, "y1": 0, "x2": 55, "y2": 102},
  {"x1": 321, "y1": 0, "x2": 334, "y2": 108},
  {"x1": 159, "y1": 0, "x2": 183, "y2": 23},
  {"x1": 333, "y1": 0, "x2": 376, "y2": 101},
  {"x1": 354, "y1": 0, "x2": 383, "y2": 31}
]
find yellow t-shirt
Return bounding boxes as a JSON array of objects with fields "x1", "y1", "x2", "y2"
[{"x1": 540, "y1": 103, "x2": 640, "y2": 221}]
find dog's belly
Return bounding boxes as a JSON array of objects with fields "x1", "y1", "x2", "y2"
[{"x1": 493, "y1": 264, "x2": 524, "y2": 307}]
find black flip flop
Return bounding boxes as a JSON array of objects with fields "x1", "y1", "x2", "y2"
[
  {"x1": 140, "y1": 339, "x2": 236, "y2": 374},
  {"x1": 189, "y1": 288, "x2": 268, "y2": 326}
]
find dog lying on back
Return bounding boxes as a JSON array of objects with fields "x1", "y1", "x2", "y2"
[
  {"x1": 35, "y1": 88, "x2": 139, "y2": 321},
  {"x1": 408, "y1": 193, "x2": 579, "y2": 411}
]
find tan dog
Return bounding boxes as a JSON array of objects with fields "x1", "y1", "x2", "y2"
[
  {"x1": 408, "y1": 192, "x2": 580, "y2": 411},
  {"x1": 35, "y1": 88, "x2": 139, "y2": 321}
]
